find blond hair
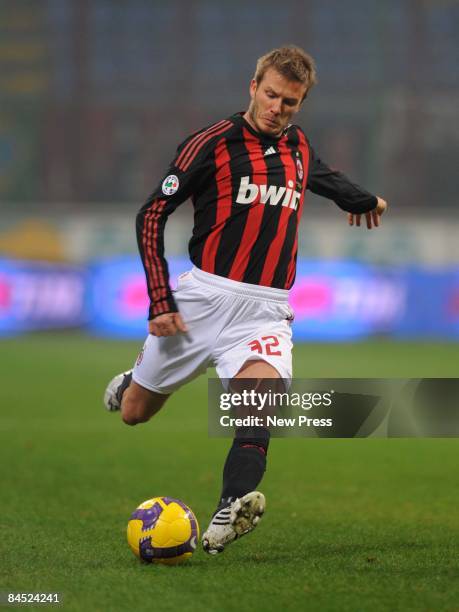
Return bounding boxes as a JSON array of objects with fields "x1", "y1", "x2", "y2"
[{"x1": 254, "y1": 45, "x2": 317, "y2": 99}]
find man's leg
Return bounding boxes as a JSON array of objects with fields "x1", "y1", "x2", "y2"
[
  {"x1": 202, "y1": 359, "x2": 280, "y2": 554},
  {"x1": 121, "y1": 381, "x2": 170, "y2": 425},
  {"x1": 104, "y1": 371, "x2": 169, "y2": 425},
  {"x1": 217, "y1": 359, "x2": 278, "y2": 506}
]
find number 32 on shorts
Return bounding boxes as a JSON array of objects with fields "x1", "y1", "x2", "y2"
[{"x1": 248, "y1": 335, "x2": 282, "y2": 356}]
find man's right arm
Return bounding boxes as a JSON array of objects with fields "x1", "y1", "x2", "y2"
[{"x1": 136, "y1": 135, "x2": 207, "y2": 329}]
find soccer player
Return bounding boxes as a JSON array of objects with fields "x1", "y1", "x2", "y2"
[{"x1": 104, "y1": 46, "x2": 387, "y2": 555}]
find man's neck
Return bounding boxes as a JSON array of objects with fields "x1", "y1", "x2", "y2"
[
  {"x1": 242, "y1": 110, "x2": 258, "y2": 132},
  {"x1": 242, "y1": 109, "x2": 284, "y2": 139}
]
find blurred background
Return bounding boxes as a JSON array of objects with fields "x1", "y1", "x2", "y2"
[{"x1": 1, "y1": 0, "x2": 458, "y2": 341}]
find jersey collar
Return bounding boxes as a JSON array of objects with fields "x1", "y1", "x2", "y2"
[{"x1": 232, "y1": 112, "x2": 290, "y2": 142}]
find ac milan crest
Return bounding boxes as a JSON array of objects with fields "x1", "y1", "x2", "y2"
[
  {"x1": 136, "y1": 347, "x2": 145, "y2": 366},
  {"x1": 296, "y1": 158, "x2": 304, "y2": 181}
]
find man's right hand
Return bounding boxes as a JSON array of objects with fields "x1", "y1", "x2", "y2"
[{"x1": 148, "y1": 312, "x2": 188, "y2": 337}]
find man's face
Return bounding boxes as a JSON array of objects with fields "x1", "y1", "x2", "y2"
[{"x1": 247, "y1": 68, "x2": 307, "y2": 137}]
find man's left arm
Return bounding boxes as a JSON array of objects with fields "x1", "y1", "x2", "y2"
[{"x1": 306, "y1": 145, "x2": 387, "y2": 228}]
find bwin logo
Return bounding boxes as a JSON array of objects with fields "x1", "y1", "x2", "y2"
[{"x1": 236, "y1": 176, "x2": 301, "y2": 210}]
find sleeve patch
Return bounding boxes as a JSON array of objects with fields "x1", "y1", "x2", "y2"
[{"x1": 162, "y1": 175, "x2": 180, "y2": 195}]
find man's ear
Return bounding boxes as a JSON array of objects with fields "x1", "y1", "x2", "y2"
[{"x1": 249, "y1": 79, "x2": 257, "y2": 101}]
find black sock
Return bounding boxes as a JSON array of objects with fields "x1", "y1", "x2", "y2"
[
  {"x1": 117, "y1": 371, "x2": 132, "y2": 403},
  {"x1": 218, "y1": 427, "x2": 270, "y2": 509}
]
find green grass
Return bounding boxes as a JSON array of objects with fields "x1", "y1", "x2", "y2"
[{"x1": 1, "y1": 333, "x2": 459, "y2": 611}]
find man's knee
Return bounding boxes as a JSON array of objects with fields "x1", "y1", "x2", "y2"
[
  {"x1": 120, "y1": 382, "x2": 169, "y2": 426},
  {"x1": 235, "y1": 359, "x2": 281, "y2": 379},
  {"x1": 121, "y1": 399, "x2": 151, "y2": 425}
]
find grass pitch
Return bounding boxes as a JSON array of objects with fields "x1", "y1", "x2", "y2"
[{"x1": 1, "y1": 333, "x2": 459, "y2": 611}]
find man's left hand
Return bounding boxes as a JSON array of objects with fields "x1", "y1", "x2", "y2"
[{"x1": 348, "y1": 197, "x2": 387, "y2": 229}]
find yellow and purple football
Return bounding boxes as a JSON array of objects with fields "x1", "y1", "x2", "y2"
[{"x1": 127, "y1": 497, "x2": 199, "y2": 565}]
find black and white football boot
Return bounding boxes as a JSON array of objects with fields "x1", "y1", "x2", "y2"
[
  {"x1": 103, "y1": 370, "x2": 132, "y2": 411},
  {"x1": 202, "y1": 491, "x2": 266, "y2": 555}
]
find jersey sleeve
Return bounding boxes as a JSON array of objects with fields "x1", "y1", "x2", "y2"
[
  {"x1": 136, "y1": 136, "x2": 210, "y2": 320},
  {"x1": 306, "y1": 145, "x2": 377, "y2": 214}
]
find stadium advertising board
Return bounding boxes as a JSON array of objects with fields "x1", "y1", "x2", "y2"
[
  {"x1": 0, "y1": 259, "x2": 86, "y2": 336},
  {"x1": 85, "y1": 257, "x2": 459, "y2": 341},
  {"x1": 1, "y1": 257, "x2": 457, "y2": 339}
]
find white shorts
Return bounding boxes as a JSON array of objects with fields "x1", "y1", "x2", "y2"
[{"x1": 132, "y1": 267, "x2": 294, "y2": 394}]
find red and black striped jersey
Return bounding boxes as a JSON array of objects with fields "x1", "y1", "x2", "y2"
[{"x1": 137, "y1": 112, "x2": 377, "y2": 320}]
